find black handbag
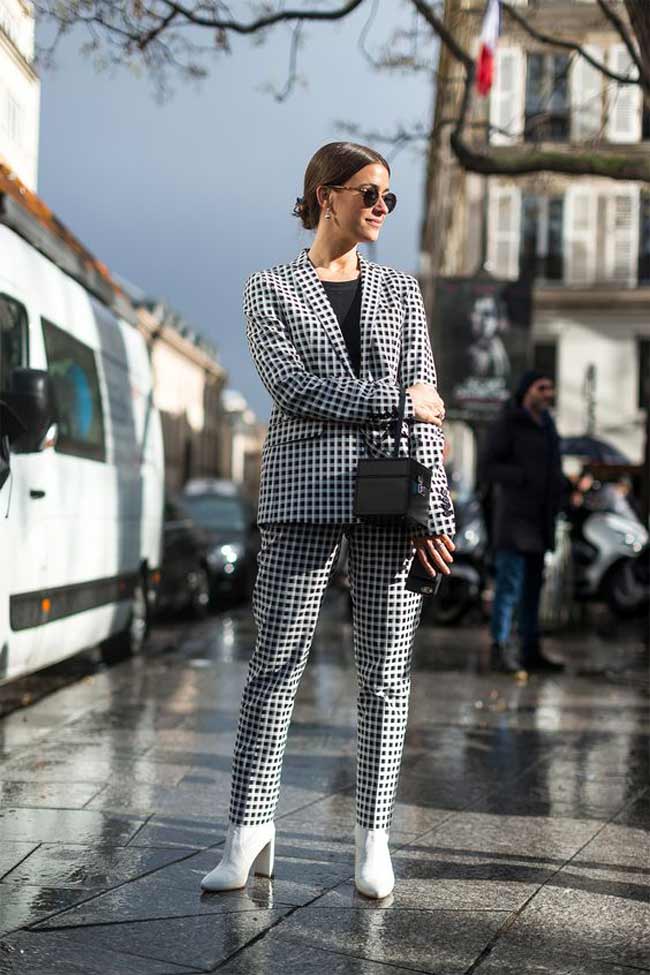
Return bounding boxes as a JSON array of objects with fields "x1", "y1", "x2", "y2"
[{"x1": 353, "y1": 388, "x2": 431, "y2": 529}]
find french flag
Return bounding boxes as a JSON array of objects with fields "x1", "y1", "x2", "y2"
[{"x1": 476, "y1": 0, "x2": 501, "y2": 97}]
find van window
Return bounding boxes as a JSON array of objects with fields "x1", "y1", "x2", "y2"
[
  {"x1": 0, "y1": 294, "x2": 29, "y2": 391},
  {"x1": 42, "y1": 318, "x2": 106, "y2": 462}
]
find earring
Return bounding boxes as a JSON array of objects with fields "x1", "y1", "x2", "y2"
[{"x1": 325, "y1": 207, "x2": 332, "y2": 220}]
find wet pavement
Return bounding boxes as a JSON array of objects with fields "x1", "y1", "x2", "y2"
[{"x1": 0, "y1": 589, "x2": 648, "y2": 974}]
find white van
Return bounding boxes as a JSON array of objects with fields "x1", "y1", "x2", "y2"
[{"x1": 0, "y1": 223, "x2": 165, "y2": 683}]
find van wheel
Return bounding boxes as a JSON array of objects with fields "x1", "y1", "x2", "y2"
[{"x1": 100, "y1": 575, "x2": 149, "y2": 664}]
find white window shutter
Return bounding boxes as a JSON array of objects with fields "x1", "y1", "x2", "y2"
[
  {"x1": 604, "y1": 186, "x2": 640, "y2": 287},
  {"x1": 571, "y1": 45, "x2": 603, "y2": 141},
  {"x1": 563, "y1": 185, "x2": 597, "y2": 285},
  {"x1": 487, "y1": 184, "x2": 522, "y2": 279},
  {"x1": 606, "y1": 43, "x2": 641, "y2": 143},
  {"x1": 490, "y1": 46, "x2": 525, "y2": 145}
]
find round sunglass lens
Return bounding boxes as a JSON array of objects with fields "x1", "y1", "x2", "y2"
[
  {"x1": 363, "y1": 188, "x2": 380, "y2": 208},
  {"x1": 384, "y1": 193, "x2": 397, "y2": 213}
]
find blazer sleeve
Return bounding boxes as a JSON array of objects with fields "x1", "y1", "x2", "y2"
[
  {"x1": 244, "y1": 271, "x2": 405, "y2": 425},
  {"x1": 398, "y1": 275, "x2": 456, "y2": 539}
]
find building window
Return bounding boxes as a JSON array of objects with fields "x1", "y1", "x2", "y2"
[
  {"x1": 525, "y1": 53, "x2": 571, "y2": 142},
  {"x1": 41, "y1": 318, "x2": 106, "y2": 462},
  {"x1": 0, "y1": 293, "x2": 29, "y2": 391},
  {"x1": 639, "y1": 339, "x2": 650, "y2": 410},
  {"x1": 533, "y1": 342, "x2": 558, "y2": 389},
  {"x1": 520, "y1": 194, "x2": 564, "y2": 281},
  {"x1": 639, "y1": 192, "x2": 650, "y2": 285},
  {"x1": 6, "y1": 93, "x2": 22, "y2": 146}
]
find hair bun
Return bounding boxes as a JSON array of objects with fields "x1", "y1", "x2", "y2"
[{"x1": 292, "y1": 195, "x2": 305, "y2": 217}]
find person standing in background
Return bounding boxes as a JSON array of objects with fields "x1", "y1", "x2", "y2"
[{"x1": 482, "y1": 370, "x2": 566, "y2": 674}]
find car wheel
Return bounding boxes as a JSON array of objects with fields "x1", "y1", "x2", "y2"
[{"x1": 100, "y1": 574, "x2": 149, "y2": 664}]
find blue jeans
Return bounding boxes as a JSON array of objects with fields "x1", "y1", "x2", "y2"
[{"x1": 491, "y1": 549, "x2": 545, "y2": 657}]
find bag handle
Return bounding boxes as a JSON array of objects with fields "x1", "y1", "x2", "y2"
[{"x1": 392, "y1": 388, "x2": 413, "y2": 459}]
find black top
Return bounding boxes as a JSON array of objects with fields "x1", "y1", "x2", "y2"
[{"x1": 320, "y1": 277, "x2": 362, "y2": 377}]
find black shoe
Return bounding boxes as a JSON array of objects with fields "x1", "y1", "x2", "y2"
[
  {"x1": 523, "y1": 649, "x2": 565, "y2": 672},
  {"x1": 490, "y1": 641, "x2": 526, "y2": 674}
]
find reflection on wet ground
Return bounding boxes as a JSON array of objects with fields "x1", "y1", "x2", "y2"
[{"x1": 0, "y1": 589, "x2": 648, "y2": 974}]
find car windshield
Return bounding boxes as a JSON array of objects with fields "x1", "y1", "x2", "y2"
[{"x1": 183, "y1": 493, "x2": 247, "y2": 532}]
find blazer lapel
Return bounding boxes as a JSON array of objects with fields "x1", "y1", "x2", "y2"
[
  {"x1": 292, "y1": 248, "x2": 382, "y2": 381},
  {"x1": 357, "y1": 251, "x2": 381, "y2": 381}
]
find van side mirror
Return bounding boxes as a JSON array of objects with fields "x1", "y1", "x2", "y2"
[{"x1": 0, "y1": 368, "x2": 57, "y2": 452}]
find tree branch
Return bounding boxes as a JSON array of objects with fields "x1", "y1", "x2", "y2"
[
  {"x1": 160, "y1": 0, "x2": 367, "y2": 33},
  {"x1": 449, "y1": 133, "x2": 650, "y2": 182},
  {"x1": 409, "y1": 0, "x2": 473, "y2": 70},
  {"x1": 597, "y1": 0, "x2": 650, "y2": 89}
]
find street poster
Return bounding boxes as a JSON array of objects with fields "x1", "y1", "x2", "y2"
[{"x1": 430, "y1": 275, "x2": 533, "y2": 423}]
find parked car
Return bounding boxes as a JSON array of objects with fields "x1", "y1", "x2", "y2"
[
  {"x1": 157, "y1": 495, "x2": 212, "y2": 619},
  {"x1": 182, "y1": 479, "x2": 259, "y2": 604}
]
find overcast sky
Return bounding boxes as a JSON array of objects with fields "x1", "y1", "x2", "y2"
[{"x1": 36, "y1": 5, "x2": 438, "y2": 420}]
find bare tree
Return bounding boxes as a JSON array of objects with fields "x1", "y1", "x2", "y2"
[{"x1": 35, "y1": 0, "x2": 650, "y2": 183}]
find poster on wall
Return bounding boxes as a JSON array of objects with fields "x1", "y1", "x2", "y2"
[{"x1": 430, "y1": 275, "x2": 533, "y2": 423}]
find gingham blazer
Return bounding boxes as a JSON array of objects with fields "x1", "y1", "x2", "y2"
[{"x1": 244, "y1": 247, "x2": 455, "y2": 538}]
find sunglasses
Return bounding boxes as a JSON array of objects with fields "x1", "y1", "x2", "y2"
[{"x1": 327, "y1": 184, "x2": 397, "y2": 214}]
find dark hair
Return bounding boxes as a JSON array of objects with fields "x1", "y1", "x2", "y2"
[{"x1": 293, "y1": 141, "x2": 391, "y2": 230}]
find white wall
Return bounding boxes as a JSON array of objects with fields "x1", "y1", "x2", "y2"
[
  {"x1": 0, "y1": 0, "x2": 39, "y2": 189},
  {"x1": 536, "y1": 313, "x2": 650, "y2": 463}
]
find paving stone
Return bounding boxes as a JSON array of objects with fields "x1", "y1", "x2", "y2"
[
  {"x1": 24, "y1": 909, "x2": 290, "y2": 971},
  {"x1": 0, "y1": 757, "x2": 189, "y2": 787},
  {"x1": 37, "y1": 851, "x2": 354, "y2": 926},
  {"x1": 474, "y1": 943, "x2": 650, "y2": 974},
  {"x1": 217, "y1": 931, "x2": 418, "y2": 974},
  {"x1": 84, "y1": 782, "x2": 231, "y2": 817},
  {"x1": 492, "y1": 885, "x2": 650, "y2": 969},
  {"x1": 1, "y1": 844, "x2": 190, "y2": 888},
  {"x1": 0, "y1": 845, "x2": 39, "y2": 882},
  {"x1": 0, "y1": 808, "x2": 145, "y2": 846},
  {"x1": 473, "y1": 763, "x2": 645, "y2": 820},
  {"x1": 614, "y1": 791, "x2": 650, "y2": 829},
  {"x1": 125, "y1": 815, "x2": 225, "y2": 849},
  {"x1": 412, "y1": 810, "x2": 604, "y2": 861},
  {"x1": 0, "y1": 927, "x2": 198, "y2": 974},
  {"x1": 273, "y1": 905, "x2": 512, "y2": 975},
  {"x1": 0, "y1": 782, "x2": 103, "y2": 809},
  {"x1": 0, "y1": 886, "x2": 104, "y2": 939},
  {"x1": 314, "y1": 846, "x2": 553, "y2": 912}
]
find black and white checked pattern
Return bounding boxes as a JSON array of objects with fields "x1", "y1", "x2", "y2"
[
  {"x1": 244, "y1": 247, "x2": 455, "y2": 538},
  {"x1": 229, "y1": 520, "x2": 424, "y2": 829}
]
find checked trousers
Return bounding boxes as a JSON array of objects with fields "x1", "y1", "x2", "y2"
[{"x1": 228, "y1": 520, "x2": 424, "y2": 830}]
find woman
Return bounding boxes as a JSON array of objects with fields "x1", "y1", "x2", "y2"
[{"x1": 201, "y1": 142, "x2": 456, "y2": 900}]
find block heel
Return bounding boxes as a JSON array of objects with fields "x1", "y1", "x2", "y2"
[{"x1": 252, "y1": 833, "x2": 275, "y2": 878}]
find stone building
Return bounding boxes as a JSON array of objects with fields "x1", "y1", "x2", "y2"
[
  {"x1": 0, "y1": 0, "x2": 39, "y2": 189},
  {"x1": 422, "y1": 0, "x2": 650, "y2": 478}
]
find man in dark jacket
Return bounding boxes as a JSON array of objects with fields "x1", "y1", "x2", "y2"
[{"x1": 482, "y1": 370, "x2": 566, "y2": 673}]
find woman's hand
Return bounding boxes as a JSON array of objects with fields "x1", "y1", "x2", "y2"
[
  {"x1": 410, "y1": 533, "x2": 455, "y2": 577},
  {"x1": 406, "y1": 382, "x2": 446, "y2": 427}
]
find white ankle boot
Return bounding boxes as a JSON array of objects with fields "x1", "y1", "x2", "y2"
[
  {"x1": 354, "y1": 823, "x2": 395, "y2": 899},
  {"x1": 200, "y1": 822, "x2": 275, "y2": 891}
]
